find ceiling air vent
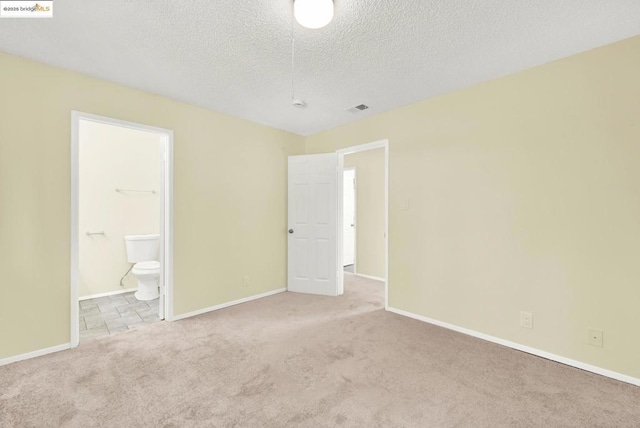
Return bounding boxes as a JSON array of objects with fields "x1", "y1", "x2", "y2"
[{"x1": 347, "y1": 104, "x2": 370, "y2": 114}]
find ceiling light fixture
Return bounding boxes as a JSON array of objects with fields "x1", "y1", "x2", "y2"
[{"x1": 294, "y1": 0, "x2": 334, "y2": 29}]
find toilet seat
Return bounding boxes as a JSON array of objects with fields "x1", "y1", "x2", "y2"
[{"x1": 133, "y1": 261, "x2": 160, "y2": 272}]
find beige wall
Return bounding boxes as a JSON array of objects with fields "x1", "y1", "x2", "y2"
[
  {"x1": 79, "y1": 120, "x2": 162, "y2": 297},
  {"x1": 345, "y1": 149, "x2": 385, "y2": 279},
  {"x1": 307, "y1": 36, "x2": 640, "y2": 379},
  {"x1": 0, "y1": 52, "x2": 304, "y2": 359}
]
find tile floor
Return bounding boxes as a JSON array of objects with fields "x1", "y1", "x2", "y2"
[{"x1": 79, "y1": 292, "x2": 160, "y2": 342}]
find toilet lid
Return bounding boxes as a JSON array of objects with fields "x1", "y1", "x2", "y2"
[{"x1": 134, "y1": 261, "x2": 160, "y2": 271}]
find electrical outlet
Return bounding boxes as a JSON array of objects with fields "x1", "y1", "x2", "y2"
[
  {"x1": 588, "y1": 329, "x2": 603, "y2": 347},
  {"x1": 401, "y1": 199, "x2": 410, "y2": 211},
  {"x1": 520, "y1": 311, "x2": 533, "y2": 329},
  {"x1": 242, "y1": 275, "x2": 250, "y2": 287}
]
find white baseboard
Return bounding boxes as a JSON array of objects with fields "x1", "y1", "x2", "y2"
[
  {"x1": 171, "y1": 288, "x2": 287, "y2": 321},
  {"x1": 79, "y1": 287, "x2": 137, "y2": 301},
  {"x1": 387, "y1": 306, "x2": 640, "y2": 387},
  {"x1": 0, "y1": 343, "x2": 71, "y2": 367},
  {"x1": 354, "y1": 273, "x2": 385, "y2": 282}
]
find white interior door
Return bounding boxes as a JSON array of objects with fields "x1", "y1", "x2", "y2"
[
  {"x1": 288, "y1": 153, "x2": 338, "y2": 296},
  {"x1": 343, "y1": 169, "x2": 355, "y2": 266}
]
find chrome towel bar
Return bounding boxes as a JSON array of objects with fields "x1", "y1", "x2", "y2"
[
  {"x1": 115, "y1": 188, "x2": 156, "y2": 194},
  {"x1": 86, "y1": 231, "x2": 105, "y2": 236}
]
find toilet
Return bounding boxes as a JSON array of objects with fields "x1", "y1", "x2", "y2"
[{"x1": 124, "y1": 234, "x2": 160, "y2": 301}]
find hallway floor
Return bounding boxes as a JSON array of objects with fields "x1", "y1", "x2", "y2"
[{"x1": 79, "y1": 292, "x2": 159, "y2": 342}]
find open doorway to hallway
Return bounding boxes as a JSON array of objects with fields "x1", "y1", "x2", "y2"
[
  {"x1": 286, "y1": 139, "x2": 388, "y2": 305},
  {"x1": 338, "y1": 141, "x2": 388, "y2": 306},
  {"x1": 342, "y1": 147, "x2": 386, "y2": 282},
  {"x1": 343, "y1": 167, "x2": 356, "y2": 273}
]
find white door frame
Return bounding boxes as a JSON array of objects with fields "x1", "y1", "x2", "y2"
[
  {"x1": 336, "y1": 139, "x2": 389, "y2": 310},
  {"x1": 70, "y1": 111, "x2": 175, "y2": 348},
  {"x1": 342, "y1": 167, "x2": 357, "y2": 270}
]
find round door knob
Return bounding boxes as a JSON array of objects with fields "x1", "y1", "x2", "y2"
[{"x1": 288, "y1": 229, "x2": 294, "y2": 234}]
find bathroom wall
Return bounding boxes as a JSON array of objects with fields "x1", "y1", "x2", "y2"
[
  {"x1": 79, "y1": 120, "x2": 162, "y2": 298},
  {"x1": 306, "y1": 36, "x2": 640, "y2": 380},
  {"x1": 0, "y1": 51, "x2": 304, "y2": 360},
  {"x1": 344, "y1": 148, "x2": 386, "y2": 279}
]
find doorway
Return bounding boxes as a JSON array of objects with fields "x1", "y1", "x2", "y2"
[
  {"x1": 343, "y1": 168, "x2": 356, "y2": 273},
  {"x1": 286, "y1": 140, "x2": 388, "y2": 309},
  {"x1": 70, "y1": 112, "x2": 174, "y2": 347},
  {"x1": 338, "y1": 141, "x2": 388, "y2": 307}
]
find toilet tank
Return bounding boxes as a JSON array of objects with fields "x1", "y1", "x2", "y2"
[{"x1": 124, "y1": 234, "x2": 160, "y2": 263}]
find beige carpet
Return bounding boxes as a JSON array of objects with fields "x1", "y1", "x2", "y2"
[{"x1": 1, "y1": 274, "x2": 639, "y2": 427}]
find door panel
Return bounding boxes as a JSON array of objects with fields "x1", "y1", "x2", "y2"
[
  {"x1": 288, "y1": 154, "x2": 338, "y2": 296},
  {"x1": 294, "y1": 238, "x2": 308, "y2": 279}
]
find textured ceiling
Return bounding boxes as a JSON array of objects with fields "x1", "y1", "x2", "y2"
[{"x1": 1, "y1": 1, "x2": 639, "y2": 135}]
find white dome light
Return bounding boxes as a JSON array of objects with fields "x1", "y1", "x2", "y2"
[{"x1": 294, "y1": 0, "x2": 334, "y2": 29}]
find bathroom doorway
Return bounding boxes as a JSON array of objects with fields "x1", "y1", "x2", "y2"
[{"x1": 70, "y1": 112, "x2": 174, "y2": 346}]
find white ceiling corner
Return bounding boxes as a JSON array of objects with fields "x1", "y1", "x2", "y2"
[{"x1": 1, "y1": 0, "x2": 638, "y2": 135}]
